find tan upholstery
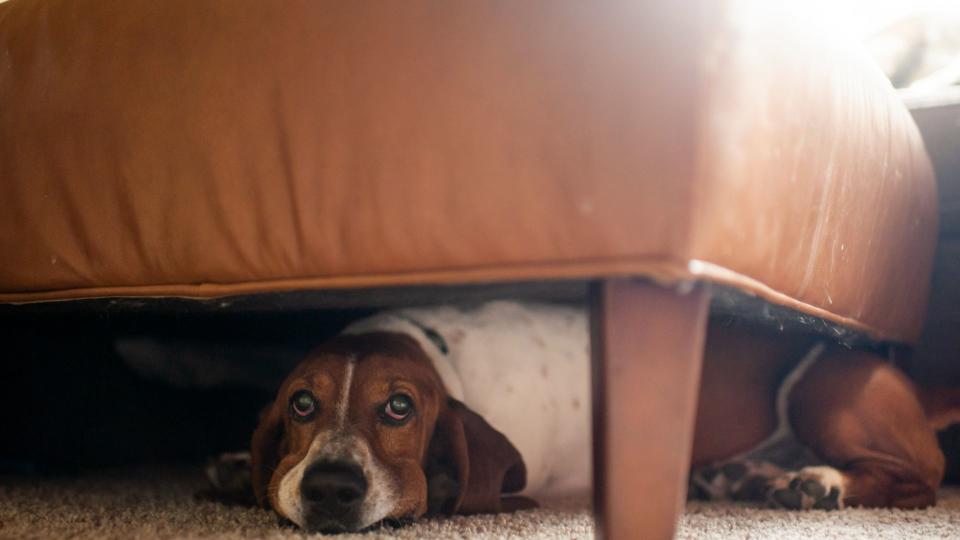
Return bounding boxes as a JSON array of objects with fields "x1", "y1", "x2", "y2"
[{"x1": 0, "y1": 0, "x2": 937, "y2": 342}]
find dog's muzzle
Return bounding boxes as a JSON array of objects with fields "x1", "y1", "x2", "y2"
[{"x1": 300, "y1": 460, "x2": 368, "y2": 532}]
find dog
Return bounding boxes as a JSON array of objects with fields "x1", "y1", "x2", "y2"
[
  {"x1": 218, "y1": 300, "x2": 958, "y2": 532},
  {"x1": 244, "y1": 302, "x2": 588, "y2": 532}
]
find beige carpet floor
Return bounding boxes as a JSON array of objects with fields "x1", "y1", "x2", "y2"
[{"x1": 1, "y1": 467, "x2": 959, "y2": 539}]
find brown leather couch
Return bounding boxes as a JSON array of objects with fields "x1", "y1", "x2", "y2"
[{"x1": 0, "y1": 1, "x2": 938, "y2": 538}]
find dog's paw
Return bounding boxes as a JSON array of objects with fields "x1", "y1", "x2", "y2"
[
  {"x1": 690, "y1": 460, "x2": 783, "y2": 502},
  {"x1": 767, "y1": 466, "x2": 846, "y2": 510},
  {"x1": 206, "y1": 451, "x2": 252, "y2": 490},
  {"x1": 199, "y1": 451, "x2": 255, "y2": 506}
]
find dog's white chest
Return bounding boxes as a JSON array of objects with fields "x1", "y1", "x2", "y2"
[{"x1": 345, "y1": 301, "x2": 593, "y2": 496}]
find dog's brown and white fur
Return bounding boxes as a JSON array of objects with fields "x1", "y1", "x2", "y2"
[
  {"x1": 241, "y1": 301, "x2": 959, "y2": 532},
  {"x1": 248, "y1": 329, "x2": 532, "y2": 533}
]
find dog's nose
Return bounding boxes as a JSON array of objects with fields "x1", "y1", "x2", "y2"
[{"x1": 300, "y1": 461, "x2": 367, "y2": 516}]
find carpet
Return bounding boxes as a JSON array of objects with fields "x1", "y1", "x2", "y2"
[{"x1": 1, "y1": 467, "x2": 959, "y2": 539}]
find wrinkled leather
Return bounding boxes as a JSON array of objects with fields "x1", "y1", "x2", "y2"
[{"x1": 0, "y1": 0, "x2": 937, "y2": 342}]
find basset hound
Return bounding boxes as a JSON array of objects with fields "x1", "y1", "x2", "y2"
[{"x1": 227, "y1": 301, "x2": 959, "y2": 533}]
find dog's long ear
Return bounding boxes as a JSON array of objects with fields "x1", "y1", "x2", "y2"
[
  {"x1": 250, "y1": 401, "x2": 285, "y2": 508},
  {"x1": 425, "y1": 398, "x2": 529, "y2": 515}
]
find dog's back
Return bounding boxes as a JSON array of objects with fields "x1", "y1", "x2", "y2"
[{"x1": 347, "y1": 301, "x2": 593, "y2": 496}]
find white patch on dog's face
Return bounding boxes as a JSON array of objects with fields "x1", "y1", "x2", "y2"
[
  {"x1": 336, "y1": 360, "x2": 355, "y2": 428},
  {"x1": 276, "y1": 434, "x2": 327, "y2": 527},
  {"x1": 350, "y1": 436, "x2": 397, "y2": 527}
]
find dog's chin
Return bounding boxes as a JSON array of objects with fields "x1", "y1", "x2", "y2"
[
  {"x1": 301, "y1": 514, "x2": 416, "y2": 534},
  {"x1": 376, "y1": 515, "x2": 417, "y2": 530},
  {"x1": 302, "y1": 515, "x2": 359, "y2": 535}
]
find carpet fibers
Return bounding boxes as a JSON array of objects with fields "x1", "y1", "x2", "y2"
[{"x1": 1, "y1": 467, "x2": 959, "y2": 539}]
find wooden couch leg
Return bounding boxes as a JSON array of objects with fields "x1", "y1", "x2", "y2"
[{"x1": 591, "y1": 279, "x2": 710, "y2": 540}]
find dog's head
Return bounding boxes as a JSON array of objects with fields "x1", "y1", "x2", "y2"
[{"x1": 250, "y1": 332, "x2": 527, "y2": 533}]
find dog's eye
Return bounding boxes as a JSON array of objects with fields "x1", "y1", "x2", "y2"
[
  {"x1": 290, "y1": 390, "x2": 317, "y2": 421},
  {"x1": 383, "y1": 394, "x2": 414, "y2": 424}
]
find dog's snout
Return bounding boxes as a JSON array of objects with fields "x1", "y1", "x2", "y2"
[{"x1": 301, "y1": 461, "x2": 367, "y2": 516}]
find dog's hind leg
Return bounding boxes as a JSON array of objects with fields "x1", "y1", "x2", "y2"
[{"x1": 786, "y1": 349, "x2": 945, "y2": 510}]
